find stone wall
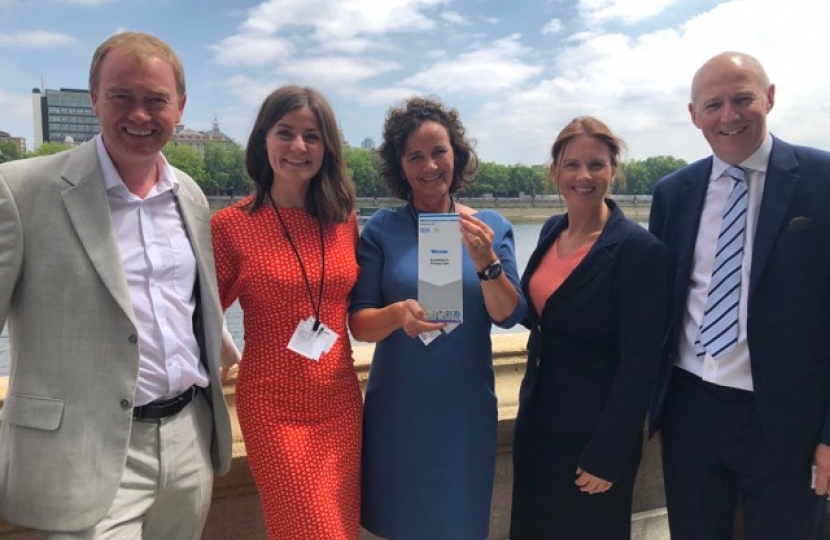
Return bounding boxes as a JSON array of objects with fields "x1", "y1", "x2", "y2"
[
  {"x1": 1, "y1": 333, "x2": 824, "y2": 539},
  {"x1": 0, "y1": 334, "x2": 665, "y2": 540}
]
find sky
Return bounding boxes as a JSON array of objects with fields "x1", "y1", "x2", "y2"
[{"x1": 0, "y1": 0, "x2": 827, "y2": 166}]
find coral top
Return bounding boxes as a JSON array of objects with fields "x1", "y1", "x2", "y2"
[{"x1": 528, "y1": 238, "x2": 593, "y2": 317}]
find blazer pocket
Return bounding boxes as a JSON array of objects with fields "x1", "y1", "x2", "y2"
[
  {"x1": 2, "y1": 393, "x2": 65, "y2": 431},
  {"x1": 786, "y1": 216, "x2": 814, "y2": 232}
]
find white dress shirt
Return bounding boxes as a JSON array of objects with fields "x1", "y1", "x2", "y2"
[
  {"x1": 96, "y1": 135, "x2": 209, "y2": 405},
  {"x1": 676, "y1": 133, "x2": 774, "y2": 391}
]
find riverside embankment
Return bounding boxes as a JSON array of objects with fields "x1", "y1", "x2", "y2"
[
  {"x1": 0, "y1": 195, "x2": 649, "y2": 376},
  {"x1": 209, "y1": 194, "x2": 653, "y2": 224}
]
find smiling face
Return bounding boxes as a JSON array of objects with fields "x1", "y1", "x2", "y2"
[
  {"x1": 265, "y1": 105, "x2": 325, "y2": 195},
  {"x1": 552, "y1": 135, "x2": 615, "y2": 212},
  {"x1": 91, "y1": 47, "x2": 185, "y2": 174},
  {"x1": 401, "y1": 120, "x2": 455, "y2": 211},
  {"x1": 689, "y1": 53, "x2": 775, "y2": 165}
]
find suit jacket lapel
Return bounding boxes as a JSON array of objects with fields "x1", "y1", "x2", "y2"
[
  {"x1": 521, "y1": 214, "x2": 567, "y2": 326},
  {"x1": 60, "y1": 141, "x2": 135, "y2": 323},
  {"x1": 174, "y1": 175, "x2": 220, "y2": 333},
  {"x1": 529, "y1": 201, "x2": 623, "y2": 322},
  {"x1": 673, "y1": 159, "x2": 710, "y2": 309},
  {"x1": 750, "y1": 137, "x2": 799, "y2": 297},
  {"x1": 553, "y1": 201, "x2": 624, "y2": 299}
]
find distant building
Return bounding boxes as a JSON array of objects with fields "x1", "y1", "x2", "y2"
[
  {"x1": 0, "y1": 131, "x2": 27, "y2": 154},
  {"x1": 32, "y1": 87, "x2": 99, "y2": 148},
  {"x1": 335, "y1": 123, "x2": 349, "y2": 148},
  {"x1": 361, "y1": 137, "x2": 376, "y2": 150},
  {"x1": 171, "y1": 116, "x2": 233, "y2": 154}
]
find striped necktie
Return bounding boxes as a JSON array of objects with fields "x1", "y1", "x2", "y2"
[{"x1": 696, "y1": 166, "x2": 747, "y2": 359}]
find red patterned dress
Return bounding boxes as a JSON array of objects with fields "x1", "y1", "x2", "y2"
[{"x1": 211, "y1": 199, "x2": 362, "y2": 540}]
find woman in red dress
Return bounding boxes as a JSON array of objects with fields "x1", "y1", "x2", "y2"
[{"x1": 211, "y1": 85, "x2": 361, "y2": 539}]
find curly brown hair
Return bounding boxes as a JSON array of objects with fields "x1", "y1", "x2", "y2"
[
  {"x1": 378, "y1": 96, "x2": 477, "y2": 200},
  {"x1": 244, "y1": 85, "x2": 355, "y2": 224}
]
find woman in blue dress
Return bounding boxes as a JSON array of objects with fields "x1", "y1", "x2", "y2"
[{"x1": 349, "y1": 96, "x2": 527, "y2": 540}]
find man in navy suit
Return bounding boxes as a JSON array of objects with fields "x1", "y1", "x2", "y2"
[{"x1": 649, "y1": 51, "x2": 830, "y2": 539}]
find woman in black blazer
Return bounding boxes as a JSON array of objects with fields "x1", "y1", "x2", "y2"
[{"x1": 510, "y1": 117, "x2": 668, "y2": 539}]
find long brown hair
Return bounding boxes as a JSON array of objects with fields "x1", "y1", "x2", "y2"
[{"x1": 244, "y1": 85, "x2": 356, "y2": 224}]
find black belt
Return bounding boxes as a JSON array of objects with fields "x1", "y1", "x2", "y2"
[{"x1": 133, "y1": 386, "x2": 198, "y2": 421}]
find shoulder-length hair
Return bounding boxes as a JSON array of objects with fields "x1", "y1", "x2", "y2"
[
  {"x1": 378, "y1": 95, "x2": 477, "y2": 200},
  {"x1": 550, "y1": 116, "x2": 627, "y2": 190},
  {"x1": 244, "y1": 85, "x2": 355, "y2": 224}
]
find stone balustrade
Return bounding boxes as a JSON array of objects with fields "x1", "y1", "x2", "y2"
[{"x1": 0, "y1": 333, "x2": 711, "y2": 540}]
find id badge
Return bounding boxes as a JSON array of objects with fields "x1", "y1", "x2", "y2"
[
  {"x1": 287, "y1": 316, "x2": 339, "y2": 361},
  {"x1": 418, "y1": 322, "x2": 460, "y2": 346}
]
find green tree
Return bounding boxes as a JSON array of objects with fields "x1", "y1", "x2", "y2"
[
  {"x1": 163, "y1": 143, "x2": 205, "y2": 184},
  {"x1": 620, "y1": 160, "x2": 648, "y2": 195},
  {"x1": 203, "y1": 142, "x2": 247, "y2": 195},
  {"x1": 223, "y1": 143, "x2": 248, "y2": 195},
  {"x1": 344, "y1": 147, "x2": 382, "y2": 197},
  {"x1": 0, "y1": 140, "x2": 23, "y2": 163},
  {"x1": 508, "y1": 164, "x2": 547, "y2": 199},
  {"x1": 641, "y1": 155, "x2": 687, "y2": 193},
  {"x1": 621, "y1": 155, "x2": 686, "y2": 194},
  {"x1": 28, "y1": 142, "x2": 71, "y2": 157},
  {"x1": 475, "y1": 162, "x2": 511, "y2": 197}
]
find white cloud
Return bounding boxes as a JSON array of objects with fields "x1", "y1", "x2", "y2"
[
  {"x1": 469, "y1": 0, "x2": 830, "y2": 164},
  {"x1": 578, "y1": 0, "x2": 681, "y2": 25},
  {"x1": 348, "y1": 85, "x2": 425, "y2": 107},
  {"x1": 316, "y1": 37, "x2": 381, "y2": 55},
  {"x1": 0, "y1": 31, "x2": 75, "y2": 49},
  {"x1": 220, "y1": 75, "x2": 284, "y2": 108},
  {"x1": 212, "y1": 34, "x2": 295, "y2": 66},
  {"x1": 280, "y1": 56, "x2": 401, "y2": 86},
  {"x1": 401, "y1": 34, "x2": 543, "y2": 94},
  {"x1": 237, "y1": 0, "x2": 448, "y2": 41},
  {"x1": 201, "y1": 0, "x2": 830, "y2": 165},
  {"x1": 212, "y1": 0, "x2": 453, "y2": 70},
  {"x1": 441, "y1": 11, "x2": 468, "y2": 25},
  {"x1": 542, "y1": 19, "x2": 564, "y2": 35}
]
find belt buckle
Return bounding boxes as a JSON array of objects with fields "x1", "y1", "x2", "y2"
[{"x1": 133, "y1": 386, "x2": 197, "y2": 422}]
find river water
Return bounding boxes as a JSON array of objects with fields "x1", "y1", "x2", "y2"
[{"x1": 0, "y1": 222, "x2": 545, "y2": 376}]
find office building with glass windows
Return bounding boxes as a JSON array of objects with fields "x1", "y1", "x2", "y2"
[{"x1": 32, "y1": 87, "x2": 100, "y2": 148}]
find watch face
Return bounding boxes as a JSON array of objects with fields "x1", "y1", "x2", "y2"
[{"x1": 485, "y1": 261, "x2": 503, "y2": 280}]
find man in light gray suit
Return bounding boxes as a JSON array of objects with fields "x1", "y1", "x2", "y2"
[{"x1": 0, "y1": 32, "x2": 232, "y2": 539}]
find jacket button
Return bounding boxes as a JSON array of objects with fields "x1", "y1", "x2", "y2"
[
  {"x1": 128, "y1": 334, "x2": 138, "y2": 344},
  {"x1": 120, "y1": 398, "x2": 132, "y2": 409},
  {"x1": 535, "y1": 357, "x2": 541, "y2": 367}
]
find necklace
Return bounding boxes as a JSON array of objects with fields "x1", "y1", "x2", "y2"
[{"x1": 408, "y1": 195, "x2": 456, "y2": 225}]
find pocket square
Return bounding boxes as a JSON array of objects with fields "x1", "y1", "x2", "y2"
[{"x1": 787, "y1": 216, "x2": 814, "y2": 232}]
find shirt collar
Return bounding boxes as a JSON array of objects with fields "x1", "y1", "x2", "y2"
[
  {"x1": 710, "y1": 132, "x2": 772, "y2": 181},
  {"x1": 95, "y1": 134, "x2": 180, "y2": 197}
]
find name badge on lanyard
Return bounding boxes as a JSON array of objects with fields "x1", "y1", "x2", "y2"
[{"x1": 288, "y1": 316, "x2": 338, "y2": 362}]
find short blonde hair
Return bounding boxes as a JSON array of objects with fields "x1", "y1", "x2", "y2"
[{"x1": 89, "y1": 31, "x2": 186, "y2": 97}]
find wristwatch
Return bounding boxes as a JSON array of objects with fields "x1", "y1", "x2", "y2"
[{"x1": 477, "y1": 259, "x2": 503, "y2": 281}]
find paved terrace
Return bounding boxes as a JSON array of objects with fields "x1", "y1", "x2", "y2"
[{"x1": 0, "y1": 333, "x2": 826, "y2": 539}]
